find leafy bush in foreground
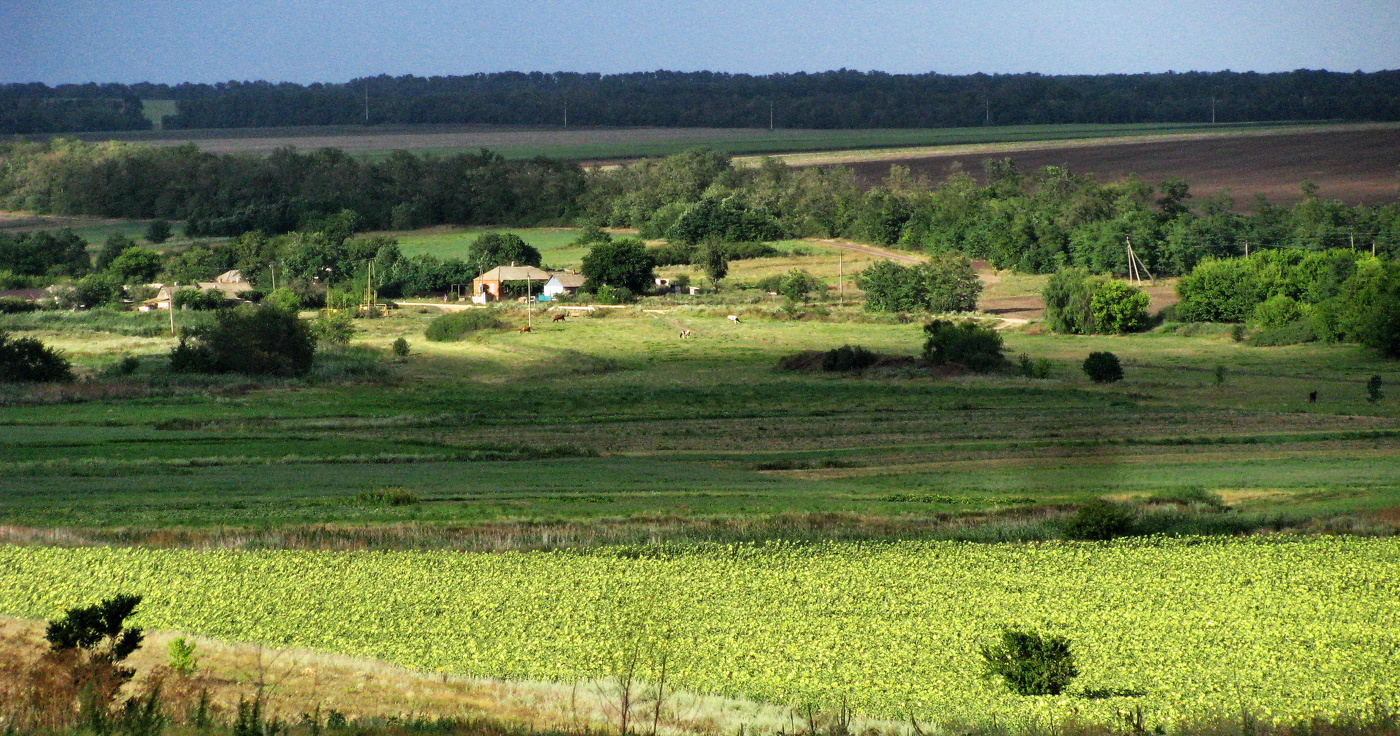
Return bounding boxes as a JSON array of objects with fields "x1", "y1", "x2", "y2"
[
  {"x1": 424, "y1": 310, "x2": 504, "y2": 342},
  {"x1": 1062, "y1": 498, "x2": 1135, "y2": 540},
  {"x1": 169, "y1": 305, "x2": 315, "y2": 377},
  {"x1": 0, "y1": 333, "x2": 73, "y2": 382},
  {"x1": 821, "y1": 345, "x2": 879, "y2": 372},
  {"x1": 980, "y1": 628, "x2": 1078, "y2": 696}
]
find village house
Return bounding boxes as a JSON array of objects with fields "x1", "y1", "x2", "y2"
[
  {"x1": 139, "y1": 269, "x2": 256, "y2": 311},
  {"x1": 470, "y1": 265, "x2": 552, "y2": 303},
  {"x1": 539, "y1": 272, "x2": 586, "y2": 301}
]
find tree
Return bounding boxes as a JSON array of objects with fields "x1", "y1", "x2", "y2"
[
  {"x1": 465, "y1": 232, "x2": 541, "y2": 277},
  {"x1": 170, "y1": 305, "x2": 316, "y2": 377},
  {"x1": 45, "y1": 594, "x2": 147, "y2": 732},
  {"x1": 107, "y1": 246, "x2": 163, "y2": 284},
  {"x1": 144, "y1": 219, "x2": 172, "y2": 244},
  {"x1": 1089, "y1": 280, "x2": 1150, "y2": 333},
  {"x1": 980, "y1": 628, "x2": 1078, "y2": 696},
  {"x1": 1045, "y1": 269, "x2": 1148, "y2": 334},
  {"x1": 581, "y1": 238, "x2": 656, "y2": 293},
  {"x1": 95, "y1": 233, "x2": 137, "y2": 271},
  {"x1": 700, "y1": 242, "x2": 729, "y2": 284},
  {"x1": 778, "y1": 269, "x2": 823, "y2": 302},
  {"x1": 0, "y1": 333, "x2": 73, "y2": 382},
  {"x1": 923, "y1": 253, "x2": 982, "y2": 312}
]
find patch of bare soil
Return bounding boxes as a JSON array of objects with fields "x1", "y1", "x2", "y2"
[{"x1": 841, "y1": 127, "x2": 1400, "y2": 206}]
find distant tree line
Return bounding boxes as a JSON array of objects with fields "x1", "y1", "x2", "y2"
[
  {"x1": 0, "y1": 139, "x2": 583, "y2": 232},
  {"x1": 5, "y1": 69, "x2": 1400, "y2": 134}
]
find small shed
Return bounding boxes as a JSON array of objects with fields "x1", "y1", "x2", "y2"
[
  {"x1": 541, "y1": 272, "x2": 587, "y2": 300},
  {"x1": 471, "y1": 265, "x2": 552, "y2": 302}
]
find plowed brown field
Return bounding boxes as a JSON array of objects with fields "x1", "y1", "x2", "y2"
[{"x1": 838, "y1": 126, "x2": 1400, "y2": 206}]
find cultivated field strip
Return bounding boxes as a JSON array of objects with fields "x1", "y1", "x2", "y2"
[{"x1": 0, "y1": 539, "x2": 1396, "y2": 727}]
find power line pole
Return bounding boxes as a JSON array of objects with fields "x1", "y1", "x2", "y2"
[
  {"x1": 364, "y1": 80, "x2": 369, "y2": 125},
  {"x1": 769, "y1": 101, "x2": 774, "y2": 131},
  {"x1": 838, "y1": 251, "x2": 844, "y2": 306}
]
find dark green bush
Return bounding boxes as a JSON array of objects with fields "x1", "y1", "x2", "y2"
[
  {"x1": 1017, "y1": 354, "x2": 1054, "y2": 379},
  {"x1": 980, "y1": 628, "x2": 1079, "y2": 696},
  {"x1": 424, "y1": 310, "x2": 504, "y2": 342},
  {"x1": 1061, "y1": 498, "x2": 1135, "y2": 540},
  {"x1": 1245, "y1": 320, "x2": 1319, "y2": 347},
  {"x1": 1082, "y1": 351, "x2": 1123, "y2": 383},
  {"x1": 821, "y1": 345, "x2": 879, "y2": 372},
  {"x1": 168, "y1": 305, "x2": 316, "y2": 377},
  {"x1": 922, "y1": 319, "x2": 1006, "y2": 372},
  {"x1": 0, "y1": 333, "x2": 73, "y2": 382},
  {"x1": 392, "y1": 337, "x2": 410, "y2": 358},
  {"x1": 173, "y1": 288, "x2": 233, "y2": 311},
  {"x1": 0, "y1": 296, "x2": 39, "y2": 314}
]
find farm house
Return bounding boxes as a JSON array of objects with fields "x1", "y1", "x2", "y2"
[{"x1": 470, "y1": 265, "x2": 551, "y2": 303}]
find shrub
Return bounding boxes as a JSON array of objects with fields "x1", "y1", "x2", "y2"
[
  {"x1": 980, "y1": 628, "x2": 1078, "y2": 696},
  {"x1": 1250, "y1": 294, "x2": 1304, "y2": 330},
  {"x1": 821, "y1": 345, "x2": 879, "y2": 372},
  {"x1": 144, "y1": 219, "x2": 172, "y2": 244},
  {"x1": 1175, "y1": 257, "x2": 1261, "y2": 323},
  {"x1": 1017, "y1": 354, "x2": 1054, "y2": 379},
  {"x1": 571, "y1": 224, "x2": 612, "y2": 246},
  {"x1": 0, "y1": 296, "x2": 39, "y2": 313},
  {"x1": 265, "y1": 286, "x2": 303, "y2": 312},
  {"x1": 311, "y1": 310, "x2": 355, "y2": 345},
  {"x1": 1245, "y1": 320, "x2": 1319, "y2": 347},
  {"x1": 1082, "y1": 351, "x2": 1123, "y2": 383},
  {"x1": 1369, "y1": 375, "x2": 1384, "y2": 402},
  {"x1": 0, "y1": 333, "x2": 74, "y2": 382},
  {"x1": 858, "y1": 256, "x2": 982, "y2": 313},
  {"x1": 922, "y1": 319, "x2": 1006, "y2": 372},
  {"x1": 593, "y1": 284, "x2": 635, "y2": 304},
  {"x1": 778, "y1": 270, "x2": 824, "y2": 302},
  {"x1": 1044, "y1": 269, "x2": 1148, "y2": 334},
  {"x1": 424, "y1": 310, "x2": 503, "y2": 342},
  {"x1": 169, "y1": 305, "x2": 316, "y2": 377},
  {"x1": 1062, "y1": 498, "x2": 1135, "y2": 540},
  {"x1": 392, "y1": 337, "x2": 410, "y2": 358}
]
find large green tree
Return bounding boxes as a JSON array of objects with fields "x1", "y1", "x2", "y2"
[{"x1": 581, "y1": 238, "x2": 656, "y2": 293}]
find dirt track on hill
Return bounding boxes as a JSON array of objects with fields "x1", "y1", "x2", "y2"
[{"x1": 836, "y1": 126, "x2": 1400, "y2": 207}]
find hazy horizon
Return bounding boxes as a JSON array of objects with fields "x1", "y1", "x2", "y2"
[{"x1": 3, "y1": 0, "x2": 1398, "y2": 86}]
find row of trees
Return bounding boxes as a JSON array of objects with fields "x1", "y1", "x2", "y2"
[
  {"x1": 585, "y1": 150, "x2": 1400, "y2": 276},
  {"x1": 6, "y1": 69, "x2": 1400, "y2": 133},
  {"x1": 0, "y1": 140, "x2": 584, "y2": 232}
]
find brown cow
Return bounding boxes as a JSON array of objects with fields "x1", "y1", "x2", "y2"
[
  {"x1": 519, "y1": 325, "x2": 532, "y2": 333},
  {"x1": 552, "y1": 313, "x2": 566, "y2": 323}
]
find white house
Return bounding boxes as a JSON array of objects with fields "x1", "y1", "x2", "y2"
[{"x1": 540, "y1": 272, "x2": 587, "y2": 300}]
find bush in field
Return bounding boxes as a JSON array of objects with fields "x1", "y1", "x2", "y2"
[
  {"x1": 1062, "y1": 498, "x2": 1135, "y2": 540},
  {"x1": 571, "y1": 225, "x2": 612, "y2": 246},
  {"x1": 1044, "y1": 269, "x2": 1149, "y2": 334},
  {"x1": 264, "y1": 286, "x2": 303, "y2": 312},
  {"x1": 980, "y1": 628, "x2": 1078, "y2": 696},
  {"x1": 1245, "y1": 321, "x2": 1319, "y2": 347},
  {"x1": 821, "y1": 345, "x2": 879, "y2": 372},
  {"x1": 859, "y1": 255, "x2": 982, "y2": 313},
  {"x1": 311, "y1": 310, "x2": 355, "y2": 345},
  {"x1": 392, "y1": 337, "x2": 410, "y2": 358},
  {"x1": 778, "y1": 269, "x2": 824, "y2": 302},
  {"x1": 1082, "y1": 351, "x2": 1123, "y2": 383},
  {"x1": 144, "y1": 220, "x2": 172, "y2": 244},
  {"x1": 0, "y1": 333, "x2": 73, "y2": 382},
  {"x1": 425, "y1": 310, "x2": 503, "y2": 342},
  {"x1": 0, "y1": 296, "x2": 39, "y2": 314},
  {"x1": 1018, "y1": 354, "x2": 1054, "y2": 379},
  {"x1": 169, "y1": 305, "x2": 315, "y2": 377},
  {"x1": 1250, "y1": 294, "x2": 1305, "y2": 330},
  {"x1": 922, "y1": 319, "x2": 1006, "y2": 372}
]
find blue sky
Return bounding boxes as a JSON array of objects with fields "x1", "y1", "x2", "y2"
[{"x1": 3, "y1": 0, "x2": 1398, "y2": 84}]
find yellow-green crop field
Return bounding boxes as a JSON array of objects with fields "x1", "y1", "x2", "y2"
[{"x1": 1, "y1": 538, "x2": 1396, "y2": 728}]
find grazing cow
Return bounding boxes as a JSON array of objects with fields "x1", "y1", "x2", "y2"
[
  {"x1": 1309, "y1": 390, "x2": 1318, "y2": 403},
  {"x1": 519, "y1": 325, "x2": 532, "y2": 334},
  {"x1": 679, "y1": 329, "x2": 693, "y2": 338},
  {"x1": 727, "y1": 314, "x2": 741, "y2": 323},
  {"x1": 552, "y1": 313, "x2": 566, "y2": 323}
]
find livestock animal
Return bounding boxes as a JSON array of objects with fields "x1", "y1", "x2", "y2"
[
  {"x1": 679, "y1": 329, "x2": 693, "y2": 338},
  {"x1": 519, "y1": 325, "x2": 532, "y2": 333},
  {"x1": 1309, "y1": 390, "x2": 1318, "y2": 403},
  {"x1": 727, "y1": 315, "x2": 741, "y2": 323},
  {"x1": 552, "y1": 313, "x2": 566, "y2": 323}
]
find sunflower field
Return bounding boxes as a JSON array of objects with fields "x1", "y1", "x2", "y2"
[{"x1": 0, "y1": 537, "x2": 1395, "y2": 727}]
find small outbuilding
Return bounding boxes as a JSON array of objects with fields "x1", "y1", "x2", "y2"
[{"x1": 541, "y1": 272, "x2": 587, "y2": 300}]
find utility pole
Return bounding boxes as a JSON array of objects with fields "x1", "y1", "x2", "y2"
[
  {"x1": 563, "y1": 101, "x2": 568, "y2": 128},
  {"x1": 1211, "y1": 94, "x2": 1216, "y2": 124},
  {"x1": 838, "y1": 251, "x2": 844, "y2": 306},
  {"x1": 364, "y1": 80, "x2": 370, "y2": 125},
  {"x1": 769, "y1": 101, "x2": 774, "y2": 131},
  {"x1": 168, "y1": 283, "x2": 176, "y2": 335}
]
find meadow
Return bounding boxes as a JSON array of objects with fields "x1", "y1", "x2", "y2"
[{"x1": 0, "y1": 539, "x2": 1396, "y2": 730}]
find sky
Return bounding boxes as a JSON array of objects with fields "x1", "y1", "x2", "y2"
[{"x1": 2, "y1": 0, "x2": 1399, "y2": 85}]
